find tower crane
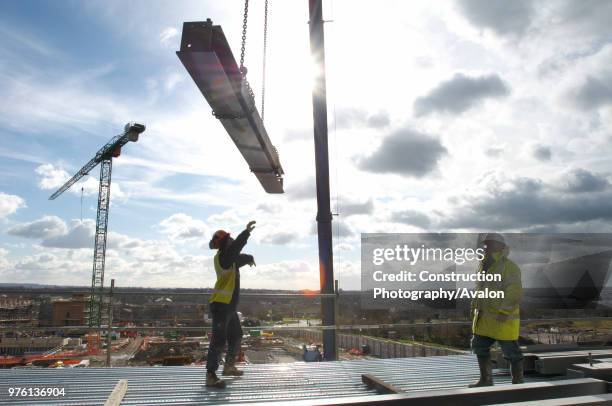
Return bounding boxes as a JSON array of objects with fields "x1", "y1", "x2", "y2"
[{"x1": 49, "y1": 122, "x2": 146, "y2": 329}]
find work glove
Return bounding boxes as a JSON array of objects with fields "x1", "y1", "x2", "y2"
[{"x1": 246, "y1": 220, "x2": 256, "y2": 232}]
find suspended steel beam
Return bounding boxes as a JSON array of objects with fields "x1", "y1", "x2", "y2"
[
  {"x1": 176, "y1": 20, "x2": 284, "y2": 194},
  {"x1": 309, "y1": 0, "x2": 337, "y2": 361}
]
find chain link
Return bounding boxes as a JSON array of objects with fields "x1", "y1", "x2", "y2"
[
  {"x1": 212, "y1": 104, "x2": 255, "y2": 120},
  {"x1": 240, "y1": 0, "x2": 249, "y2": 72},
  {"x1": 261, "y1": 0, "x2": 269, "y2": 121},
  {"x1": 238, "y1": 0, "x2": 256, "y2": 113},
  {"x1": 236, "y1": 0, "x2": 260, "y2": 120}
]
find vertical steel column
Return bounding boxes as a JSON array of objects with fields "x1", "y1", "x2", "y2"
[
  {"x1": 89, "y1": 158, "x2": 112, "y2": 328},
  {"x1": 106, "y1": 279, "x2": 115, "y2": 367},
  {"x1": 309, "y1": 0, "x2": 336, "y2": 361}
]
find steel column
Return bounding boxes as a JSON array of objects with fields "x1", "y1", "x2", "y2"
[
  {"x1": 106, "y1": 279, "x2": 115, "y2": 367},
  {"x1": 309, "y1": 0, "x2": 336, "y2": 360}
]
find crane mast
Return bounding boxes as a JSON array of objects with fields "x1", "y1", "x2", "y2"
[
  {"x1": 49, "y1": 122, "x2": 145, "y2": 331},
  {"x1": 90, "y1": 158, "x2": 112, "y2": 328}
]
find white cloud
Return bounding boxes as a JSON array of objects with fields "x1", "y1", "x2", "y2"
[
  {"x1": 438, "y1": 171, "x2": 612, "y2": 231},
  {"x1": 261, "y1": 231, "x2": 298, "y2": 245},
  {"x1": 41, "y1": 219, "x2": 95, "y2": 249},
  {"x1": 8, "y1": 215, "x2": 67, "y2": 239},
  {"x1": 455, "y1": 0, "x2": 535, "y2": 38},
  {"x1": 159, "y1": 27, "x2": 179, "y2": 48},
  {"x1": 249, "y1": 260, "x2": 318, "y2": 289},
  {"x1": 335, "y1": 260, "x2": 361, "y2": 290},
  {"x1": 0, "y1": 220, "x2": 218, "y2": 288},
  {"x1": 0, "y1": 22, "x2": 61, "y2": 58},
  {"x1": 164, "y1": 72, "x2": 184, "y2": 91},
  {"x1": 356, "y1": 128, "x2": 447, "y2": 178},
  {"x1": 0, "y1": 248, "x2": 9, "y2": 270},
  {"x1": 4, "y1": 1, "x2": 612, "y2": 291},
  {"x1": 206, "y1": 210, "x2": 244, "y2": 231},
  {"x1": 35, "y1": 163, "x2": 126, "y2": 201},
  {"x1": 335, "y1": 243, "x2": 355, "y2": 252},
  {"x1": 0, "y1": 65, "x2": 130, "y2": 134},
  {"x1": 0, "y1": 192, "x2": 25, "y2": 219},
  {"x1": 35, "y1": 164, "x2": 69, "y2": 190},
  {"x1": 414, "y1": 73, "x2": 510, "y2": 116},
  {"x1": 7, "y1": 216, "x2": 95, "y2": 249},
  {"x1": 531, "y1": 143, "x2": 552, "y2": 162},
  {"x1": 158, "y1": 213, "x2": 210, "y2": 241}
]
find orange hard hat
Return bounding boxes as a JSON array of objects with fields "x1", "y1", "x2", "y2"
[{"x1": 209, "y1": 230, "x2": 229, "y2": 249}]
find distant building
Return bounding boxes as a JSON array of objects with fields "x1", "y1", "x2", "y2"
[
  {"x1": 52, "y1": 295, "x2": 86, "y2": 326},
  {"x1": 0, "y1": 337, "x2": 65, "y2": 356},
  {"x1": 0, "y1": 296, "x2": 39, "y2": 328},
  {"x1": 129, "y1": 300, "x2": 206, "y2": 327}
]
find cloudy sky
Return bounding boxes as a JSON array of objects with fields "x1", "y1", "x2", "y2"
[{"x1": 1, "y1": 0, "x2": 612, "y2": 290}]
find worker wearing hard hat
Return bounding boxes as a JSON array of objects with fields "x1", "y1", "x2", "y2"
[
  {"x1": 205, "y1": 221, "x2": 256, "y2": 389},
  {"x1": 469, "y1": 233, "x2": 524, "y2": 387}
]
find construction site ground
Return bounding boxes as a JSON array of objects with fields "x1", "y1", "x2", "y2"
[
  {"x1": 110, "y1": 334, "x2": 377, "y2": 367},
  {"x1": 89, "y1": 336, "x2": 144, "y2": 367}
]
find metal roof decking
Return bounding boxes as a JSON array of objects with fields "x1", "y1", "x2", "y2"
[{"x1": 0, "y1": 355, "x2": 563, "y2": 405}]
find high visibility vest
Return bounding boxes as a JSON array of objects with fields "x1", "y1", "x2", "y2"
[
  {"x1": 472, "y1": 252, "x2": 522, "y2": 341},
  {"x1": 210, "y1": 251, "x2": 236, "y2": 304}
]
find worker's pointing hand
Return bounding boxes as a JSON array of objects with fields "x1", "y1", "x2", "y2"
[{"x1": 246, "y1": 220, "x2": 256, "y2": 232}]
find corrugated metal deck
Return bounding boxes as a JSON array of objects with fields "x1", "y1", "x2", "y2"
[{"x1": 0, "y1": 355, "x2": 562, "y2": 405}]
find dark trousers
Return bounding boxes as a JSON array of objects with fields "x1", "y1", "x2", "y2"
[
  {"x1": 471, "y1": 334, "x2": 523, "y2": 363},
  {"x1": 206, "y1": 302, "x2": 243, "y2": 372}
]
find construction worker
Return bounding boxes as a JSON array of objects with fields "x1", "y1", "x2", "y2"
[
  {"x1": 205, "y1": 221, "x2": 256, "y2": 389},
  {"x1": 469, "y1": 233, "x2": 524, "y2": 387}
]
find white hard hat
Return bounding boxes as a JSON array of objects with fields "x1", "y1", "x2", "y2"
[{"x1": 481, "y1": 233, "x2": 506, "y2": 246}]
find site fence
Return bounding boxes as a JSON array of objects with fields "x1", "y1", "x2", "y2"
[
  {"x1": 1, "y1": 287, "x2": 609, "y2": 331},
  {"x1": 1, "y1": 287, "x2": 611, "y2": 364}
]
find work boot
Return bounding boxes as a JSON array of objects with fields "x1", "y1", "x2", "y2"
[
  {"x1": 222, "y1": 362, "x2": 244, "y2": 376},
  {"x1": 511, "y1": 360, "x2": 524, "y2": 384},
  {"x1": 469, "y1": 356, "x2": 493, "y2": 387},
  {"x1": 206, "y1": 371, "x2": 226, "y2": 388}
]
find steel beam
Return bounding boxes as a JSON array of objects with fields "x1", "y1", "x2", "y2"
[
  {"x1": 362, "y1": 374, "x2": 403, "y2": 394},
  {"x1": 177, "y1": 20, "x2": 284, "y2": 193},
  {"x1": 245, "y1": 378, "x2": 611, "y2": 406},
  {"x1": 568, "y1": 362, "x2": 612, "y2": 381},
  {"x1": 531, "y1": 351, "x2": 612, "y2": 375}
]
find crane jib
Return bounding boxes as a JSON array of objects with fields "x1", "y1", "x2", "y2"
[{"x1": 48, "y1": 123, "x2": 145, "y2": 200}]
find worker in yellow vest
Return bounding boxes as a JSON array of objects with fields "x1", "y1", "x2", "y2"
[
  {"x1": 206, "y1": 220, "x2": 256, "y2": 389},
  {"x1": 469, "y1": 233, "x2": 524, "y2": 387}
]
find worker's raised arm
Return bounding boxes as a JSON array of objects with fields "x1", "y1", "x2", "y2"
[{"x1": 219, "y1": 221, "x2": 256, "y2": 268}]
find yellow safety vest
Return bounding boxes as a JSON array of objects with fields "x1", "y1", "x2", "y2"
[
  {"x1": 210, "y1": 251, "x2": 237, "y2": 304},
  {"x1": 472, "y1": 252, "x2": 522, "y2": 341}
]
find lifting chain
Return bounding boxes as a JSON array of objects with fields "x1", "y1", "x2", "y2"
[
  {"x1": 240, "y1": 0, "x2": 249, "y2": 72},
  {"x1": 238, "y1": 0, "x2": 257, "y2": 111},
  {"x1": 261, "y1": 0, "x2": 269, "y2": 120}
]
